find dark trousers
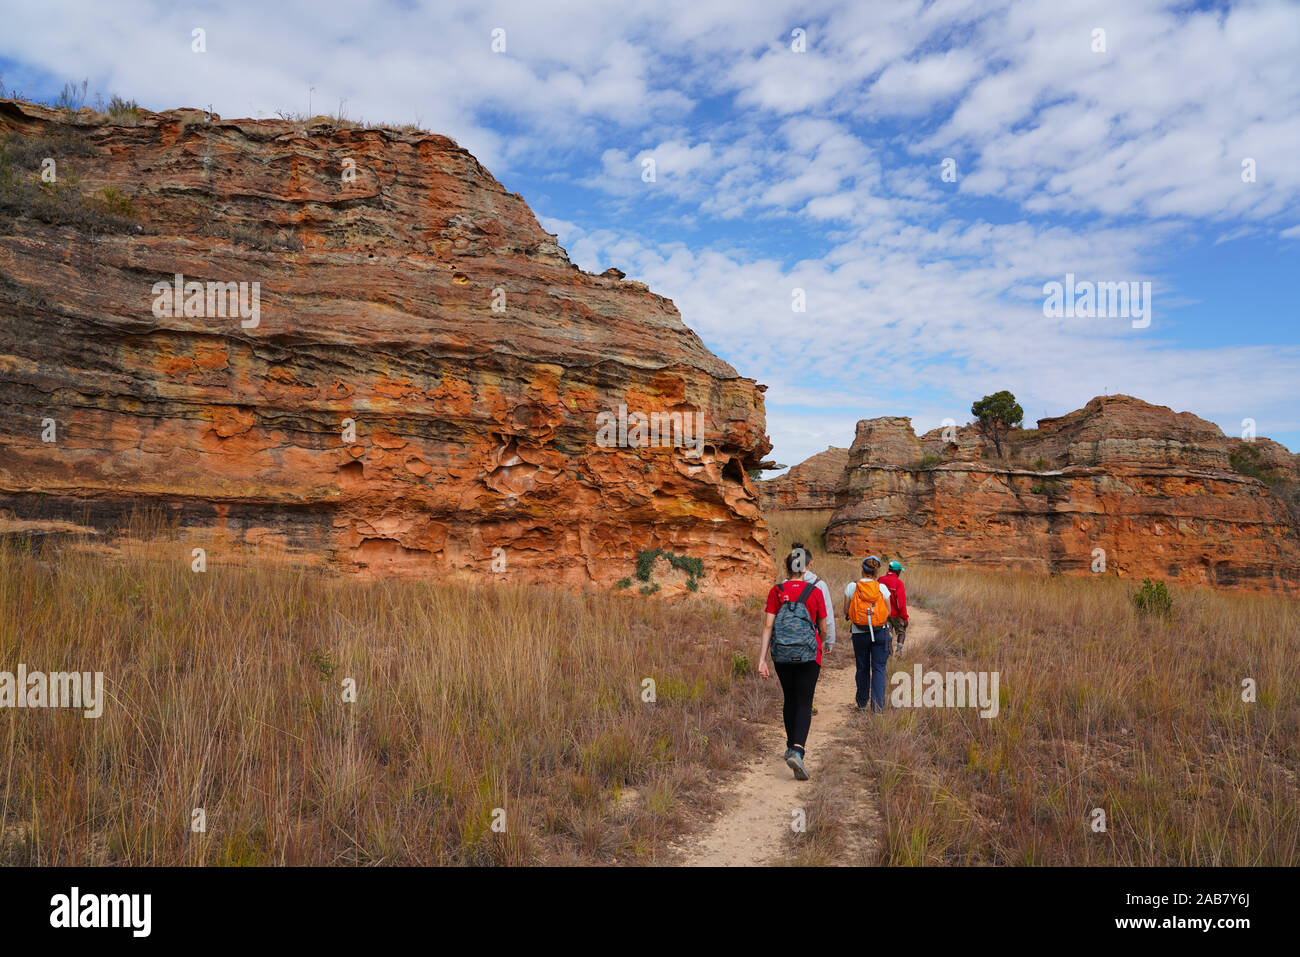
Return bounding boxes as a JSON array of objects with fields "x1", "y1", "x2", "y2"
[
  {"x1": 773, "y1": 660, "x2": 820, "y2": 751},
  {"x1": 852, "y1": 627, "x2": 891, "y2": 711}
]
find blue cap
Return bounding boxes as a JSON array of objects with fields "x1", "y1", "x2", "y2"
[{"x1": 862, "y1": 555, "x2": 881, "y2": 571}]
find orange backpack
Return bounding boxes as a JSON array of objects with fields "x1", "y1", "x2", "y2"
[{"x1": 847, "y1": 579, "x2": 890, "y2": 628}]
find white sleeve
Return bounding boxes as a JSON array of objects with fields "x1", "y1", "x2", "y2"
[
  {"x1": 878, "y1": 583, "x2": 891, "y2": 604},
  {"x1": 817, "y1": 580, "x2": 836, "y2": 644}
]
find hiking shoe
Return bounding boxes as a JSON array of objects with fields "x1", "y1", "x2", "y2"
[
  {"x1": 783, "y1": 747, "x2": 794, "y2": 762},
  {"x1": 786, "y1": 751, "x2": 810, "y2": 781}
]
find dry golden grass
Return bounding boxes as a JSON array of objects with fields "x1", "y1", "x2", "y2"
[
  {"x1": 0, "y1": 533, "x2": 778, "y2": 865},
  {"x1": 768, "y1": 508, "x2": 1300, "y2": 866},
  {"x1": 9, "y1": 505, "x2": 1296, "y2": 867}
]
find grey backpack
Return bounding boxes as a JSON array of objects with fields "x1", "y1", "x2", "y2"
[{"x1": 770, "y1": 582, "x2": 819, "y2": 664}]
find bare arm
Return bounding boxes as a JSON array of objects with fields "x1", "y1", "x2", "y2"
[{"x1": 758, "y1": 612, "x2": 776, "y2": 678}]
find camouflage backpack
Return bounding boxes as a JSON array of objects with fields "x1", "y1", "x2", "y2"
[{"x1": 770, "y1": 582, "x2": 819, "y2": 664}]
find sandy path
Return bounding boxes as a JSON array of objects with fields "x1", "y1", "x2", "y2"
[{"x1": 676, "y1": 607, "x2": 938, "y2": 866}]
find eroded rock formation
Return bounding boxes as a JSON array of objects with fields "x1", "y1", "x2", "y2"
[
  {"x1": 758, "y1": 446, "x2": 848, "y2": 510},
  {"x1": 0, "y1": 99, "x2": 773, "y2": 600},
  {"x1": 826, "y1": 395, "x2": 1300, "y2": 593}
]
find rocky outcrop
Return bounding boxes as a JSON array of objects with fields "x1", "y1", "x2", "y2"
[
  {"x1": 758, "y1": 446, "x2": 848, "y2": 510},
  {"x1": 826, "y1": 395, "x2": 1300, "y2": 593},
  {"x1": 0, "y1": 98, "x2": 773, "y2": 600}
]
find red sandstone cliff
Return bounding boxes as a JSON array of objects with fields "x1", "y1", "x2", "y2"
[
  {"x1": 0, "y1": 99, "x2": 773, "y2": 600},
  {"x1": 826, "y1": 395, "x2": 1300, "y2": 593},
  {"x1": 758, "y1": 446, "x2": 848, "y2": 510}
]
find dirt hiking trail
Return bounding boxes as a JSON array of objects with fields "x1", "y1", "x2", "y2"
[{"x1": 676, "y1": 607, "x2": 938, "y2": 866}]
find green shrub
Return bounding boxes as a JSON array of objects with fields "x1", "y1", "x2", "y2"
[
  {"x1": 106, "y1": 95, "x2": 141, "y2": 119},
  {"x1": 731, "y1": 653, "x2": 751, "y2": 677},
  {"x1": 634, "y1": 548, "x2": 704, "y2": 591},
  {"x1": 1132, "y1": 578, "x2": 1173, "y2": 618},
  {"x1": 614, "y1": 577, "x2": 631, "y2": 589},
  {"x1": 97, "y1": 187, "x2": 133, "y2": 217},
  {"x1": 1229, "y1": 445, "x2": 1279, "y2": 486}
]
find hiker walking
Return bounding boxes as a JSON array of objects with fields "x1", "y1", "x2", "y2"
[
  {"x1": 788, "y1": 542, "x2": 835, "y2": 714},
  {"x1": 757, "y1": 549, "x2": 830, "y2": 780},
  {"x1": 879, "y1": 560, "x2": 909, "y2": 655},
  {"x1": 843, "y1": 556, "x2": 892, "y2": 713}
]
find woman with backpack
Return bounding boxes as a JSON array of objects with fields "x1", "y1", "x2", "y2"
[
  {"x1": 786, "y1": 541, "x2": 836, "y2": 656},
  {"x1": 844, "y1": 556, "x2": 892, "y2": 713},
  {"x1": 757, "y1": 548, "x2": 830, "y2": 780}
]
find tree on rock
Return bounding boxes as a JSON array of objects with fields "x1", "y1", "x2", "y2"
[{"x1": 971, "y1": 390, "x2": 1023, "y2": 458}]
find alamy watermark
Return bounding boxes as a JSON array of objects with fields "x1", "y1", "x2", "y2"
[
  {"x1": 50, "y1": 887, "x2": 150, "y2": 937},
  {"x1": 1042, "y1": 273, "x2": 1151, "y2": 329},
  {"x1": 890, "y1": 664, "x2": 1000, "y2": 718},
  {"x1": 595, "y1": 403, "x2": 704, "y2": 452},
  {"x1": 151, "y1": 273, "x2": 260, "y2": 328},
  {"x1": 0, "y1": 665, "x2": 104, "y2": 718}
]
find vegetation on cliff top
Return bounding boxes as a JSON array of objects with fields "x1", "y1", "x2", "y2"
[
  {"x1": 971, "y1": 390, "x2": 1025, "y2": 459},
  {"x1": 0, "y1": 130, "x2": 138, "y2": 234}
]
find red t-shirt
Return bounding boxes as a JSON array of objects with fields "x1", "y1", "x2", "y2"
[
  {"x1": 879, "y1": 572, "x2": 908, "y2": 621},
  {"x1": 765, "y1": 579, "x2": 828, "y2": 664}
]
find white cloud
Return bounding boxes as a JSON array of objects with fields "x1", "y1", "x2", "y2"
[
  {"x1": 861, "y1": 48, "x2": 982, "y2": 117},
  {"x1": 5, "y1": 0, "x2": 1298, "y2": 462},
  {"x1": 566, "y1": 218, "x2": 1300, "y2": 461}
]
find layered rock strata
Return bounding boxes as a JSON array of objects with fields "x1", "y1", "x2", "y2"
[
  {"x1": 0, "y1": 99, "x2": 773, "y2": 600},
  {"x1": 826, "y1": 395, "x2": 1300, "y2": 593},
  {"x1": 758, "y1": 446, "x2": 848, "y2": 510}
]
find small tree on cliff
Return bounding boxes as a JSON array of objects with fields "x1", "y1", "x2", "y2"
[{"x1": 971, "y1": 390, "x2": 1023, "y2": 459}]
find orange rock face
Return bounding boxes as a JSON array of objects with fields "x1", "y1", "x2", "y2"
[
  {"x1": 826, "y1": 395, "x2": 1300, "y2": 593},
  {"x1": 758, "y1": 446, "x2": 848, "y2": 510},
  {"x1": 0, "y1": 99, "x2": 772, "y2": 600}
]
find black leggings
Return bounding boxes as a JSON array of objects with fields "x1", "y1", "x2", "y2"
[{"x1": 774, "y1": 660, "x2": 821, "y2": 751}]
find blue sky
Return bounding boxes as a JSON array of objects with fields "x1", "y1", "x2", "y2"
[{"x1": 3, "y1": 0, "x2": 1298, "y2": 469}]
